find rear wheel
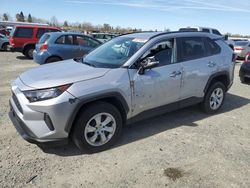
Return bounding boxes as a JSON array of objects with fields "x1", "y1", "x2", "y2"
[
  {"x1": 24, "y1": 46, "x2": 35, "y2": 59},
  {"x1": 201, "y1": 82, "x2": 226, "y2": 113},
  {"x1": 45, "y1": 56, "x2": 61, "y2": 64},
  {"x1": 2, "y1": 43, "x2": 8, "y2": 51},
  {"x1": 72, "y1": 102, "x2": 123, "y2": 153}
]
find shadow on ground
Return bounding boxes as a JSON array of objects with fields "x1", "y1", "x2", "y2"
[
  {"x1": 16, "y1": 56, "x2": 31, "y2": 60},
  {"x1": 41, "y1": 93, "x2": 250, "y2": 156}
]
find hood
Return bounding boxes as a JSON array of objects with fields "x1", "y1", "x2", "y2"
[{"x1": 19, "y1": 59, "x2": 110, "y2": 90}]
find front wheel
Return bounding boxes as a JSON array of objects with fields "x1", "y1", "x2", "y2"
[
  {"x1": 72, "y1": 102, "x2": 123, "y2": 153},
  {"x1": 201, "y1": 82, "x2": 226, "y2": 113}
]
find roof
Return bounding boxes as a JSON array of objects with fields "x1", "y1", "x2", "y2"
[
  {"x1": 121, "y1": 31, "x2": 219, "y2": 40},
  {"x1": 14, "y1": 25, "x2": 60, "y2": 29}
]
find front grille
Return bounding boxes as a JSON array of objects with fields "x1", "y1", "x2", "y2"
[{"x1": 12, "y1": 93, "x2": 23, "y2": 114}]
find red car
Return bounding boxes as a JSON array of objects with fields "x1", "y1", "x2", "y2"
[{"x1": 9, "y1": 25, "x2": 61, "y2": 59}]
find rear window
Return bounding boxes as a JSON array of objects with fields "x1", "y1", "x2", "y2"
[
  {"x1": 204, "y1": 37, "x2": 221, "y2": 55},
  {"x1": 235, "y1": 41, "x2": 248, "y2": 46},
  {"x1": 201, "y1": 28, "x2": 210, "y2": 33},
  {"x1": 212, "y1": 29, "x2": 222, "y2": 36},
  {"x1": 55, "y1": 35, "x2": 73, "y2": 45},
  {"x1": 178, "y1": 37, "x2": 206, "y2": 61},
  {"x1": 38, "y1": 34, "x2": 50, "y2": 44},
  {"x1": 14, "y1": 28, "x2": 33, "y2": 38}
]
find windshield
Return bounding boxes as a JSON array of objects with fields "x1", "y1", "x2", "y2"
[
  {"x1": 83, "y1": 37, "x2": 147, "y2": 68},
  {"x1": 39, "y1": 33, "x2": 50, "y2": 44}
]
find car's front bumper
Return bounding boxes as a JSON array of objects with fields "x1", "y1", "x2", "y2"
[{"x1": 9, "y1": 78, "x2": 79, "y2": 145}]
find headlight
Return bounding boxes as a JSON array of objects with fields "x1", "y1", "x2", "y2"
[{"x1": 23, "y1": 84, "x2": 71, "y2": 102}]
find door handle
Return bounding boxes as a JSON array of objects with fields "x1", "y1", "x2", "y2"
[
  {"x1": 170, "y1": 71, "x2": 182, "y2": 78},
  {"x1": 207, "y1": 61, "x2": 216, "y2": 67}
]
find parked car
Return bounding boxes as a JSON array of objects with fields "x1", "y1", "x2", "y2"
[
  {"x1": 245, "y1": 51, "x2": 250, "y2": 62},
  {"x1": 90, "y1": 33, "x2": 117, "y2": 43},
  {"x1": 179, "y1": 27, "x2": 234, "y2": 49},
  {"x1": 234, "y1": 41, "x2": 250, "y2": 59},
  {"x1": 0, "y1": 34, "x2": 9, "y2": 51},
  {"x1": 0, "y1": 28, "x2": 10, "y2": 36},
  {"x1": 9, "y1": 31, "x2": 235, "y2": 153},
  {"x1": 239, "y1": 60, "x2": 250, "y2": 83},
  {"x1": 33, "y1": 32, "x2": 102, "y2": 64},
  {"x1": 9, "y1": 25, "x2": 61, "y2": 59}
]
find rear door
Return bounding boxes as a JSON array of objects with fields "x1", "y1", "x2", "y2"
[
  {"x1": 177, "y1": 36, "x2": 221, "y2": 99},
  {"x1": 54, "y1": 35, "x2": 79, "y2": 59}
]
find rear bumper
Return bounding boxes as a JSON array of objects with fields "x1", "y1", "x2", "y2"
[
  {"x1": 9, "y1": 102, "x2": 68, "y2": 146},
  {"x1": 33, "y1": 50, "x2": 49, "y2": 64}
]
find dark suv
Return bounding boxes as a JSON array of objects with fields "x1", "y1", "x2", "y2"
[{"x1": 9, "y1": 25, "x2": 61, "y2": 59}]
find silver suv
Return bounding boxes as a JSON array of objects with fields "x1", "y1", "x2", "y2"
[{"x1": 9, "y1": 31, "x2": 235, "y2": 153}]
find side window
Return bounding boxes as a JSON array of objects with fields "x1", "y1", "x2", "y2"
[
  {"x1": 205, "y1": 37, "x2": 221, "y2": 55},
  {"x1": 104, "y1": 35, "x2": 112, "y2": 40},
  {"x1": 212, "y1": 29, "x2": 222, "y2": 36},
  {"x1": 55, "y1": 35, "x2": 73, "y2": 45},
  {"x1": 201, "y1": 28, "x2": 210, "y2": 33},
  {"x1": 15, "y1": 28, "x2": 33, "y2": 38},
  {"x1": 178, "y1": 37, "x2": 206, "y2": 61},
  {"x1": 74, "y1": 35, "x2": 100, "y2": 47},
  {"x1": 36, "y1": 28, "x2": 46, "y2": 38},
  {"x1": 143, "y1": 39, "x2": 176, "y2": 66}
]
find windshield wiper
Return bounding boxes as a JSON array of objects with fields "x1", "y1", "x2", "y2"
[{"x1": 81, "y1": 58, "x2": 96, "y2": 67}]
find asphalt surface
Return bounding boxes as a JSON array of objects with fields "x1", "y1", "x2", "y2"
[{"x1": 0, "y1": 52, "x2": 249, "y2": 188}]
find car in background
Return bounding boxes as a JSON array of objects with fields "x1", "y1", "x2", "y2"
[
  {"x1": 179, "y1": 27, "x2": 234, "y2": 49},
  {"x1": 245, "y1": 52, "x2": 250, "y2": 62},
  {"x1": 234, "y1": 41, "x2": 250, "y2": 59},
  {"x1": 90, "y1": 33, "x2": 117, "y2": 43},
  {"x1": 239, "y1": 60, "x2": 250, "y2": 83},
  {"x1": 9, "y1": 25, "x2": 61, "y2": 59},
  {"x1": 0, "y1": 34, "x2": 9, "y2": 51},
  {"x1": 0, "y1": 28, "x2": 10, "y2": 36},
  {"x1": 33, "y1": 32, "x2": 102, "y2": 64}
]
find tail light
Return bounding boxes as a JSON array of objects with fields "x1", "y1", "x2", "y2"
[
  {"x1": 40, "y1": 44, "x2": 48, "y2": 51},
  {"x1": 9, "y1": 38, "x2": 14, "y2": 45},
  {"x1": 235, "y1": 47, "x2": 244, "y2": 51}
]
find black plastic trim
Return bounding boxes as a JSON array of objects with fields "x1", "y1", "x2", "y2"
[
  {"x1": 204, "y1": 71, "x2": 230, "y2": 93},
  {"x1": 65, "y1": 92, "x2": 129, "y2": 133},
  {"x1": 127, "y1": 97, "x2": 203, "y2": 124}
]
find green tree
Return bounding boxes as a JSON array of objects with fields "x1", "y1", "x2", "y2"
[
  {"x1": 27, "y1": 14, "x2": 32, "y2": 22},
  {"x1": 63, "y1": 20, "x2": 69, "y2": 27},
  {"x1": 3, "y1": 13, "x2": 9, "y2": 21}
]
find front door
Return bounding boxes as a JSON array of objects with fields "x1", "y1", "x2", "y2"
[{"x1": 128, "y1": 38, "x2": 183, "y2": 116}]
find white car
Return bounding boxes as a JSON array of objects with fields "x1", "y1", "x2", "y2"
[{"x1": 234, "y1": 41, "x2": 250, "y2": 58}]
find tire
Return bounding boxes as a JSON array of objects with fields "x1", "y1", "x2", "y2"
[
  {"x1": 240, "y1": 76, "x2": 245, "y2": 83},
  {"x1": 72, "y1": 102, "x2": 123, "y2": 153},
  {"x1": 201, "y1": 82, "x2": 226, "y2": 114},
  {"x1": 45, "y1": 56, "x2": 61, "y2": 64},
  {"x1": 2, "y1": 43, "x2": 8, "y2": 51},
  {"x1": 24, "y1": 46, "x2": 35, "y2": 59}
]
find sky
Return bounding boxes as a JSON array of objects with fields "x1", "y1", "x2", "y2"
[{"x1": 0, "y1": 0, "x2": 250, "y2": 35}]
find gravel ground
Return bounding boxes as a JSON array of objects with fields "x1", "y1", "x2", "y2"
[{"x1": 0, "y1": 52, "x2": 250, "y2": 188}]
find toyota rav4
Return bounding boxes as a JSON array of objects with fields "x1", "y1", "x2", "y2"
[{"x1": 9, "y1": 31, "x2": 235, "y2": 153}]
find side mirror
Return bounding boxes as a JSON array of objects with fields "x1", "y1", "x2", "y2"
[{"x1": 138, "y1": 56, "x2": 159, "y2": 75}]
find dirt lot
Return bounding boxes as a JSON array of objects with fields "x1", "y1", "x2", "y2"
[{"x1": 0, "y1": 52, "x2": 250, "y2": 188}]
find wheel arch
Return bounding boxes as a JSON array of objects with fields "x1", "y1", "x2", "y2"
[
  {"x1": 65, "y1": 92, "x2": 129, "y2": 134},
  {"x1": 22, "y1": 43, "x2": 35, "y2": 54},
  {"x1": 1, "y1": 42, "x2": 9, "y2": 49},
  {"x1": 45, "y1": 55, "x2": 63, "y2": 63},
  {"x1": 204, "y1": 71, "x2": 230, "y2": 93}
]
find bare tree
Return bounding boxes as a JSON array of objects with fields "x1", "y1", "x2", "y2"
[{"x1": 50, "y1": 16, "x2": 59, "y2": 26}]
